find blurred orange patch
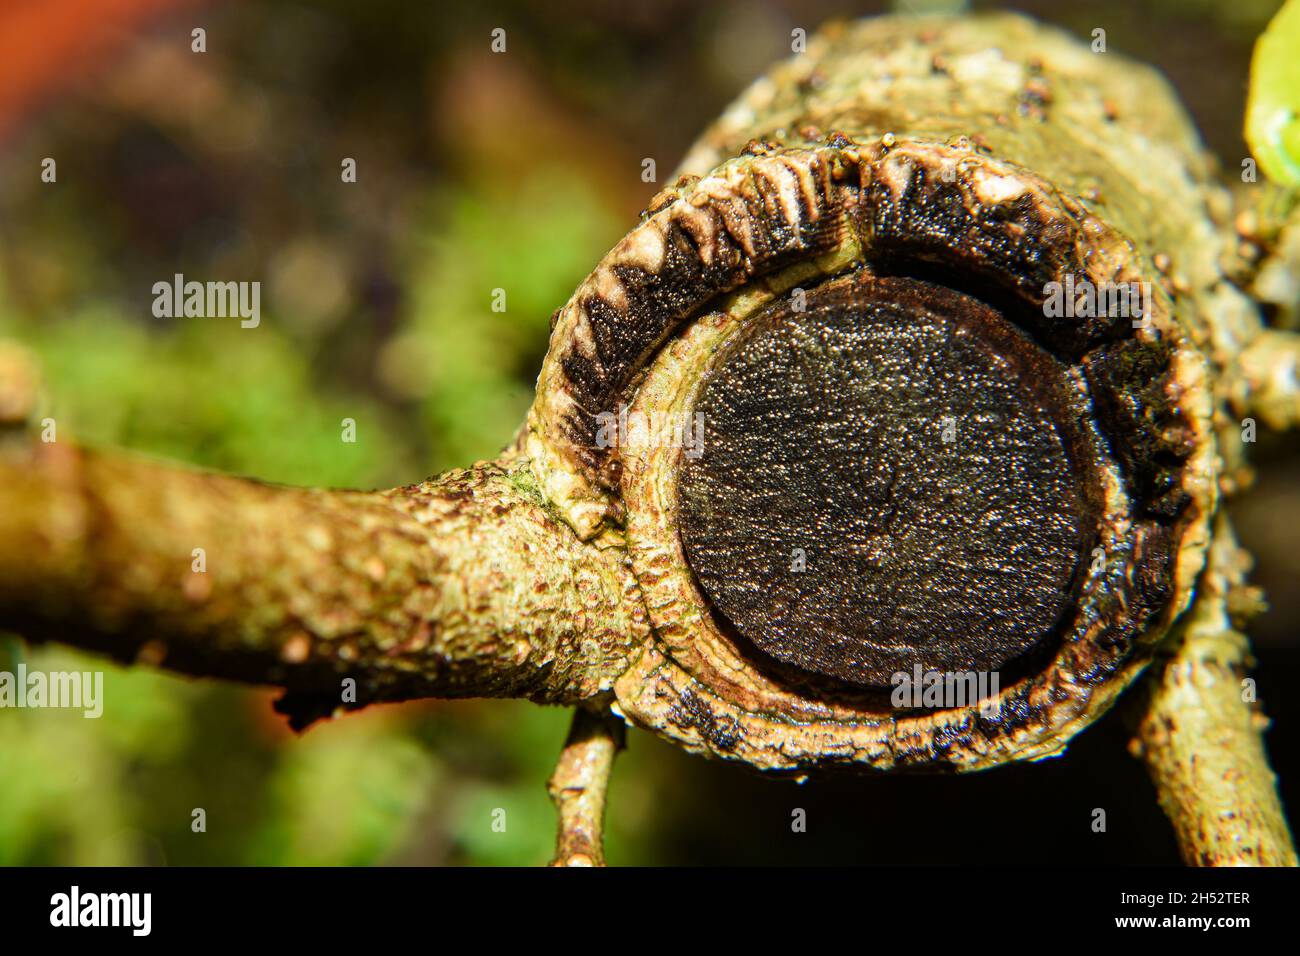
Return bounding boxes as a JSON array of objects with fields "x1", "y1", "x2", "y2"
[{"x1": 0, "y1": 0, "x2": 209, "y2": 140}]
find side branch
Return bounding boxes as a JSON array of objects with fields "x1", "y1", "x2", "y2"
[
  {"x1": 0, "y1": 439, "x2": 645, "y2": 726},
  {"x1": 547, "y1": 704, "x2": 625, "y2": 866},
  {"x1": 1131, "y1": 514, "x2": 1298, "y2": 866}
]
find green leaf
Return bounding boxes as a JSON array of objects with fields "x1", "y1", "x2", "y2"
[{"x1": 1247, "y1": 0, "x2": 1300, "y2": 187}]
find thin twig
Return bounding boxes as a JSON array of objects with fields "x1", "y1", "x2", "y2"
[
  {"x1": 547, "y1": 704, "x2": 626, "y2": 866},
  {"x1": 1131, "y1": 513, "x2": 1298, "y2": 866}
]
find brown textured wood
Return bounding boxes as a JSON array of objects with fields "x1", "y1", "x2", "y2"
[{"x1": 679, "y1": 274, "x2": 1089, "y2": 686}]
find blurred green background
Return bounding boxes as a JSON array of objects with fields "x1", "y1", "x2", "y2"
[{"x1": 0, "y1": 0, "x2": 1295, "y2": 865}]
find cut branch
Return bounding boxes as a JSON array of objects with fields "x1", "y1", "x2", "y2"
[{"x1": 0, "y1": 437, "x2": 644, "y2": 727}]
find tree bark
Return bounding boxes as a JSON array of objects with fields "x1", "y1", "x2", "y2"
[{"x1": 0, "y1": 436, "x2": 645, "y2": 727}]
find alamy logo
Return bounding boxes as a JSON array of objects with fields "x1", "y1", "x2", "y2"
[
  {"x1": 0, "y1": 664, "x2": 103, "y2": 717},
  {"x1": 152, "y1": 273, "x2": 261, "y2": 328},
  {"x1": 1042, "y1": 275, "x2": 1152, "y2": 322},
  {"x1": 595, "y1": 404, "x2": 705, "y2": 459},
  {"x1": 890, "y1": 664, "x2": 1001, "y2": 717},
  {"x1": 50, "y1": 886, "x2": 151, "y2": 936}
]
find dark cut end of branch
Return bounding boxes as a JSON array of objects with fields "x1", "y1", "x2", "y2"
[
  {"x1": 679, "y1": 273, "x2": 1094, "y2": 687},
  {"x1": 0, "y1": 438, "x2": 646, "y2": 724}
]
